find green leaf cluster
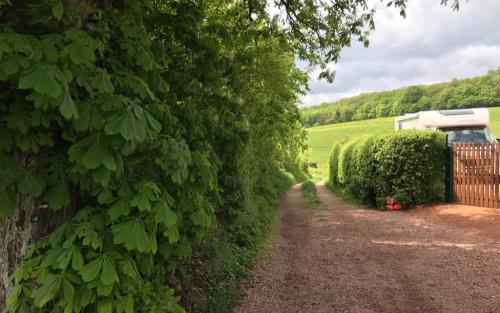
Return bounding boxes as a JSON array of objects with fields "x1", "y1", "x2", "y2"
[
  {"x1": 0, "y1": 1, "x2": 309, "y2": 312},
  {"x1": 0, "y1": 1, "x2": 464, "y2": 311},
  {"x1": 330, "y1": 131, "x2": 446, "y2": 207}
]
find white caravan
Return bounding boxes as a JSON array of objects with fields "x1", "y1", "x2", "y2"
[{"x1": 394, "y1": 108, "x2": 497, "y2": 144}]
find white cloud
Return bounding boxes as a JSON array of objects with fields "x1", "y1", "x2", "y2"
[{"x1": 299, "y1": 0, "x2": 500, "y2": 107}]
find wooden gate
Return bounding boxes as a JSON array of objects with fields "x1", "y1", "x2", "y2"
[{"x1": 452, "y1": 143, "x2": 500, "y2": 208}]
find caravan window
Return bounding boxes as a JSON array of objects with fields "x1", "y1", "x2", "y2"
[{"x1": 440, "y1": 127, "x2": 496, "y2": 144}]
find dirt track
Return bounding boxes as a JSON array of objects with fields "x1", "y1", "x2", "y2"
[{"x1": 235, "y1": 183, "x2": 500, "y2": 313}]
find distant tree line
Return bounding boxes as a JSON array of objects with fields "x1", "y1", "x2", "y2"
[{"x1": 301, "y1": 70, "x2": 500, "y2": 127}]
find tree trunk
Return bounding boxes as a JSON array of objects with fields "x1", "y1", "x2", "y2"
[
  {"x1": 0, "y1": 197, "x2": 78, "y2": 310},
  {"x1": 0, "y1": 157, "x2": 77, "y2": 310},
  {"x1": 0, "y1": 195, "x2": 39, "y2": 310}
]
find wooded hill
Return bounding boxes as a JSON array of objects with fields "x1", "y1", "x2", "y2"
[{"x1": 301, "y1": 70, "x2": 500, "y2": 127}]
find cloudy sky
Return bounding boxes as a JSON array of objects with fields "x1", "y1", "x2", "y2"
[{"x1": 300, "y1": 0, "x2": 500, "y2": 106}]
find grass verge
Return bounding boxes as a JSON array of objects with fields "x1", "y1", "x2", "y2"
[
  {"x1": 179, "y1": 170, "x2": 296, "y2": 313},
  {"x1": 301, "y1": 180, "x2": 327, "y2": 210}
]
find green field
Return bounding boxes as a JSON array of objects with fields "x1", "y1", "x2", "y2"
[{"x1": 306, "y1": 107, "x2": 500, "y2": 179}]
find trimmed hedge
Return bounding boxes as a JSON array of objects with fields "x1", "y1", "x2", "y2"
[
  {"x1": 328, "y1": 140, "x2": 345, "y2": 186},
  {"x1": 329, "y1": 131, "x2": 446, "y2": 208}
]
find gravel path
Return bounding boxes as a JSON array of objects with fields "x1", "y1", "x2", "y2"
[{"x1": 234, "y1": 183, "x2": 500, "y2": 313}]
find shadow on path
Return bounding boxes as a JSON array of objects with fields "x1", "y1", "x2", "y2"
[{"x1": 235, "y1": 182, "x2": 500, "y2": 313}]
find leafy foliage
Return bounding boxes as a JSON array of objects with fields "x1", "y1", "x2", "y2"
[
  {"x1": 179, "y1": 170, "x2": 296, "y2": 313},
  {"x1": 329, "y1": 132, "x2": 446, "y2": 207},
  {"x1": 0, "y1": 0, "x2": 458, "y2": 311},
  {"x1": 0, "y1": 0, "x2": 308, "y2": 311},
  {"x1": 328, "y1": 141, "x2": 345, "y2": 186},
  {"x1": 250, "y1": 0, "x2": 459, "y2": 80},
  {"x1": 301, "y1": 70, "x2": 500, "y2": 127}
]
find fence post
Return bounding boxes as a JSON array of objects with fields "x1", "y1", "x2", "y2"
[{"x1": 444, "y1": 135, "x2": 453, "y2": 203}]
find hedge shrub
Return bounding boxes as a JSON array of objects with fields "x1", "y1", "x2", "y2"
[
  {"x1": 328, "y1": 140, "x2": 345, "y2": 186},
  {"x1": 329, "y1": 131, "x2": 446, "y2": 208}
]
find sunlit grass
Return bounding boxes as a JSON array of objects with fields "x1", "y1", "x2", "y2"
[
  {"x1": 306, "y1": 107, "x2": 500, "y2": 180},
  {"x1": 301, "y1": 180, "x2": 327, "y2": 210}
]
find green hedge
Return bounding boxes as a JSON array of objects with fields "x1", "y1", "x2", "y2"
[
  {"x1": 329, "y1": 131, "x2": 446, "y2": 207},
  {"x1": 328, "y1": 140, "x2": 344, "y2": 186}
]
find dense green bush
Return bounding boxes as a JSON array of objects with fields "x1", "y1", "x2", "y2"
[
  {"x1": 0, "y1": 0, "x2": 456, "y2": 311},
  {"x1": 328, "y1": 141, "x2": 344, "y2": 186},
  {"x1": 0, "y1": 2, "x2": 307, "y2": 312},
  {"x1": 288, "y1": 168, "x2": 310, "y2": 183},
  {"x1": 329, "y1": 131, "x2": 446, "y2": 208},
  {"x1": 337, "y1": 138, "x2": 365, "y2": 190},
  {"x1": 354, "y1": 136, "x2": 378, "y2": 203}
]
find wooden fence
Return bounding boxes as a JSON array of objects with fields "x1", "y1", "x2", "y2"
[{"x1": 452, "y1": 143, "x2": 500, "y2": 208}]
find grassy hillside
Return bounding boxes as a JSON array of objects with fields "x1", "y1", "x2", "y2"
[
  {"x1": 301, "y1": 70, "x2": 500, "y2": 127},
  {"x1": 307, "y1": 107, "x2": 500, "y2": 179}
]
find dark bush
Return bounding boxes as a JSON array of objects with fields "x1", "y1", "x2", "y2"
[{"x1": 329, "y1": 131, "x2": 446, "y2": 208}]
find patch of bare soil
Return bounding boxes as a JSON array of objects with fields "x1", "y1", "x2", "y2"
[
  {"x1": 234, "y1": 182, "x2": 500, "y2": 313},
  {"x1": 409, "y1": 204, "x2": 500, "y2": 241}
]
